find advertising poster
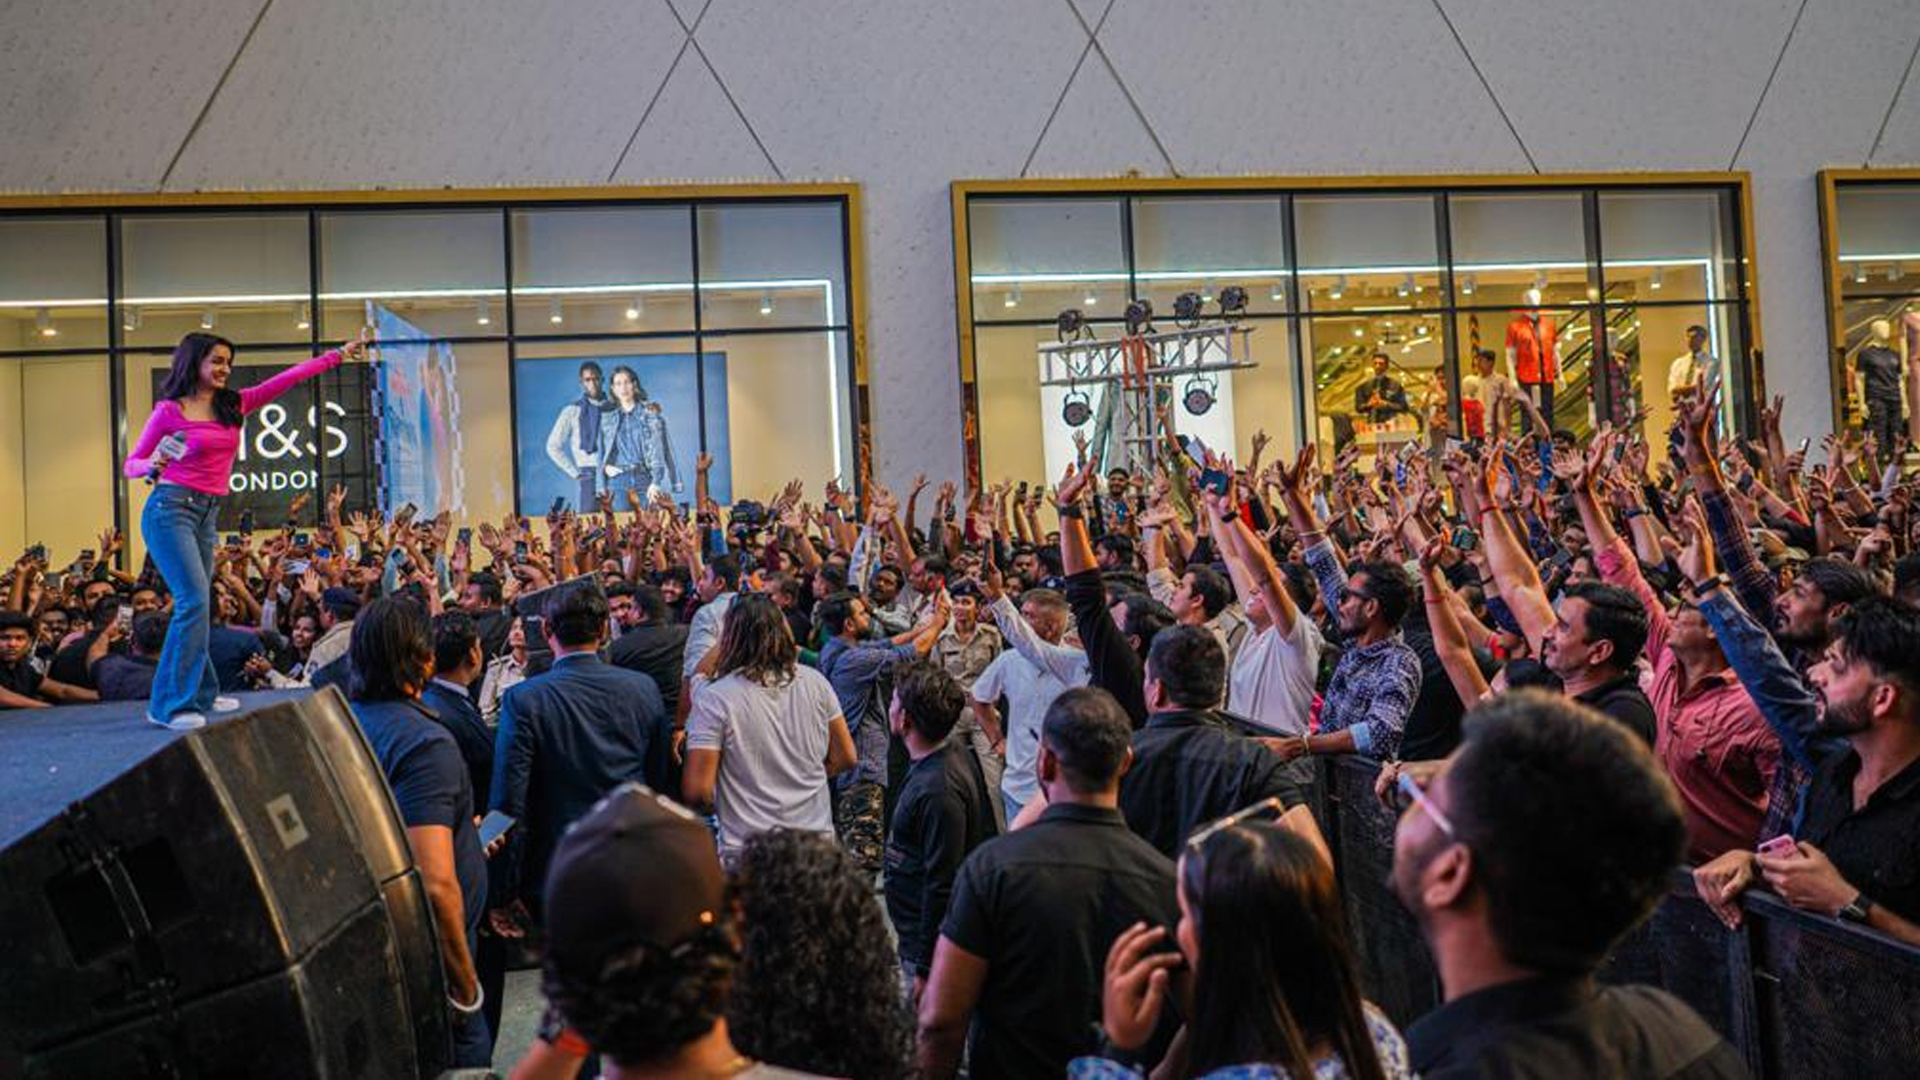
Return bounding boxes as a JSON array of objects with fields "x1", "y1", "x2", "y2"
[
  {"x1": 371, "y1": 303, "x2": 466, "y2": 516},
  {"x1": 147, "y1": 362, "x2": 375, "y2": 531},
  {"x1": 512, "y1": 351, "x2": 730, "y2": 516}
]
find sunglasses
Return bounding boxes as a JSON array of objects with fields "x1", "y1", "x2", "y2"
[
  {"x1": 1187, "y1": 797, "x2": 1287, "y2": 850},
  {"x1": 1339, "y1": 586, "x2": 1375, "y2": 605},
  {"x1": 1396, "y1": 771, "x2": 1458, "y2": 842}
]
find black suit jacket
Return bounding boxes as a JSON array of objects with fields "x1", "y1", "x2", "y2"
[
  {"x1": 607, "y1": 622, "x2": 689, "y2": 717},
  {"x1": 421, "y1": 679, "x2": 494, "y2": 817},
  {"x1": 489, "y1": 653, "x2": 671, "y2": 910}
]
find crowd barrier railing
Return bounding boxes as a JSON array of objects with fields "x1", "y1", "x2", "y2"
[{"x1": 1312, "y1": 756, "x2": 1920, "y2": 1079}]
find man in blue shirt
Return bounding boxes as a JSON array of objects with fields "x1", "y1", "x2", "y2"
[
  {"x1": 816, "y1": 589, "x2": 949, "y2": 876},
  {"x1": 491, "y1": 580, "x2": 672, "y2": 922},
  {"x1": 346, "y1": 596, "x2": 491, "y2": 1068}
]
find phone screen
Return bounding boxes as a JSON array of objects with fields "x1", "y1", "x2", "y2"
[
  {"x1": 1198, "y1": 469, "x2": 1233, "y2": 497},
  {"x1": 457, "y1": 527, "x2": 473, "y2": 546},
  {"x1": 549, "y1": 496, "x2": 568, "y2": 517},
  {"x1": 117, "y1": 604, "x2": 133, "y2": 631},
  {"x1": 478, "y1": 811, "x2": 517, "y2": 849}
]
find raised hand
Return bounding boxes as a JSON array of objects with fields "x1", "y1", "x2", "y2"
[{"x1": 1053, "y1": 462, "x2": 1096, "y2": 509}]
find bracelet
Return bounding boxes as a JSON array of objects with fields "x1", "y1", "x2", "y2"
[
  {"x1": 1621, "y1": 508, "x2": 1648, "y2": 521},
  {"x1": 1056, "y1": 505, "x2": 1084, "y2": 520},
  {"x1": 449, "y1": 984, "x2": 484, "y2": 1015},
  {"x1": 1689, "y1": 574, "x2": 1729, "y2": 598}
]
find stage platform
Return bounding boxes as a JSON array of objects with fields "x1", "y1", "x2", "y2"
[{"x1": 0, "y1": 690, "x2": 312, "y2": 850}]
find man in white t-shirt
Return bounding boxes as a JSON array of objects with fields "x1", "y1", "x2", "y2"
[
  {"x1": 973, "y1": 587, "x2": 1090, "y2": 823},
  {"x1": 1202, "y1": 482, "x2": 1323, "y2": 786},
  {"x1": 681, "y1": 595, "x2": 857, "y2": 866}
]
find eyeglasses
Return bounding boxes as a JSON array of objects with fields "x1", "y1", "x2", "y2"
[
  {"x1": 1339, "y1": 586, "x2": 1374, "y2": 605},
  {"x1": 1187, "y1": 797, "x2": 1286, "y2": 850},
  {"x1": 1396, "y1": 771, "x2": 1458, "y2": 842}
]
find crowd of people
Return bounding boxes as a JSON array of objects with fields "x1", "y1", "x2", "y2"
[{"x1": 11, "y1": 351, "x2": 1920, "y2": 1077}]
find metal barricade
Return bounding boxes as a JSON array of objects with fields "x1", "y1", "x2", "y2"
[{"x1": 1312, "y1": 756, "x2": 1920, "y2": 1079}]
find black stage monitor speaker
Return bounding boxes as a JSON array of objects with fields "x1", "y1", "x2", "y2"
[{"x1": 0, "y1": 689, "x2": 451, "y2": 1078}]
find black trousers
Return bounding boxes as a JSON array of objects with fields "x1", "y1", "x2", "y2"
[{"x1": 1867, "y1": 396, "x2": 1904, "y2": 453}]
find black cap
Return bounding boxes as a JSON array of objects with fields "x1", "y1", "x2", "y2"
[
  {"x1": 543, "y1": 784, "x2": 726, "y2": 981},
  {"x1": 320, "y1": 586, "x2": 362, "y2": 619}
]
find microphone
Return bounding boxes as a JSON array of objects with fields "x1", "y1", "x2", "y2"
[{"x1": 146, "y1": 433, "x2": 188, "y2": 485}]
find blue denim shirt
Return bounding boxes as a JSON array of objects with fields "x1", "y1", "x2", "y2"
[
  {"x1": 817, "y1": 635, "x2": 915, "y2": 788},
  {"x1": 1697, "y1": 588, "x2": 1841, "y2": 837},
  {"x1": 1303, "y1": 539, "x2": 1422, "y2": 759}
]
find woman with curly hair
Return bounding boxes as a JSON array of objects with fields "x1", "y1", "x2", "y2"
[{"x1": 728, "y1": 828, "x2": 916, "y2": 1079}]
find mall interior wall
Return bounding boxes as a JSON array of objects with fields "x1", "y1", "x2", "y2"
[{"x1": 2, "y1": 0, "x2": 1917, "y2": 501}]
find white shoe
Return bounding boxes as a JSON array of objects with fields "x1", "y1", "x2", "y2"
[
  {"x1": 148, "y1": 712, "x2": 207, "y2": 731},
  {"x1": 212, "y1": 696, "x2": 242, "y2": 713}
]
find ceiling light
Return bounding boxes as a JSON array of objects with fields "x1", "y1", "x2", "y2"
[
  {"x1": 1200, "y1": 282, "x2": 1215, "y2": 304},
  {"x1": 1352, "y1": 325, "x2": 1365, "y2": 338},
  {"x1": 759, "y1": 292, "x2": 774, "y2": 316},
  {"x1": 1329, "y1": 275, "x2": 1346, "y2": 300},
  {"x1": 1460, "y1": 275, "x2": 1476, "y2": 296},
  {"x1": 122, "y1": 306, "x2": 142, "y2": 332},
  {"x1": 548, "y1": 298, "x2": 564, "y2": 325},
  {"x1": 35, "y1": 308, "x2": 55, "y2": 337},
  {"x1": 1650, "y1": 267, "x2": 1664, "y2": 290},
  {"x1": 624, "y1": 297, "x2": 643, "y2": 321},
  {"x1": 1397, "y1": 275, "x2": 1411, "y2": 298},
  {"x1": 1269, "y1": 281, "x2": 1285, "y2": 303},
  {"x1": 1083, "y1": 288, "x2": 1097, "y2": 307},
  {"x1": 1401, "y1": 343, "x2": 1412, "y2": 354},
  {"x1": 296, "y1": 303, "x2": 311, "y2": 331},
  {"x1": 1411, "y1": 275, "x2": 1424, "y2": 294},
  {"x1": 1003, "y1": 288, "x2": 1019, "y2": 309},
  {"x1": 1891, "y1": 262, "x2": 1905, "y2": 283},
  {"x1": 476, "y1": 299, "x2": 492, "y2": 326},
  {"x1": 1855, "y1": 263, "x2": 1869, "y2": 285},
  {"x1": 200, "y1": 309, "x2": 216, "y2": 330},
  {"x1": 1532, "y1": 271, "x2": 1549, "y2": 293}
]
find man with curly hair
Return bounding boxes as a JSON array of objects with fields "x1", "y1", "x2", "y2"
[{"x1": 541, "y1": 783, "x2": 820, "y2": 1078}]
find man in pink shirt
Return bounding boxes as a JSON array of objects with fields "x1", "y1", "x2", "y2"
[{"x1": 1562, "y1": 436, "x2": 1780, "y2": 862}]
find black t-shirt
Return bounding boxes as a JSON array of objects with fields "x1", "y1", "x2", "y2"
[
  {"x1": 885, "y1": 742, "x2": 998, "y2": 975},
  {"x1": 1800, "y1": 746, "x2": 1920, "y2": 924},
  {"x1": 351, "y1": 698, "x2": 487, "y2": 944},
  {"x1": 50, "y1": 632, "x2": 109, "y2": 689},
  {"x1": 941, "y1": 802, "x2": 1177, "y2": 1079},
  {"x1": 1119, "y1": 709, "x2": 1306, "y2": 856},
  {"x1": 0, "y1": 659, "x2": 44, "y2": 705},
  {"x1": 1408, "y1": 976, "x2": 1746, "y2": 1079},
  {"x1": 1577, "y1": 673, "x2": 1657, "y2": 747},
  {"x1": 1859, "y1": 345, "x2": 1903, "y2": 402}
]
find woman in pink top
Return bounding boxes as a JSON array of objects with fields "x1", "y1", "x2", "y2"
[{"x1": 124, "y1": 330, "x2": 371, "y2": 729}]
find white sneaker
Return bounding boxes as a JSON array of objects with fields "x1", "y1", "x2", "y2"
[
  {"x1": 148, "y1": 712, "x2": 207, "y2": 731},
  {"x1": 211, "y1": 696, "x2": 242, "y2": 713}
]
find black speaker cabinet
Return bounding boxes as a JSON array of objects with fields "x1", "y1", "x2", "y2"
[{"x1": 0, "y1": 690, "x2": 451, "y2": 1077}]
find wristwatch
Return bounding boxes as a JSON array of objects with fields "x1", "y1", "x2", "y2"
[
  {"x1": 1688, "y1": 574, "x2": 1729, "y2": 599},
  {"x1": 1838, "y1": 893, "x2": 1875, "y2": 923}
]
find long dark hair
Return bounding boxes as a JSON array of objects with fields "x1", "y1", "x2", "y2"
[
  {"x1": 1182, "y1": 823, "x2": 1386, "y2": 1079},
  {"x1": 158, "y1": 332, "x2": 242, "y2": 426},
  {"x1": 712, "y1": 594, "x2": 796, "y2": 687},
  {"x1": 348, "y1": 597, "x2": 432, "y2": 702}
]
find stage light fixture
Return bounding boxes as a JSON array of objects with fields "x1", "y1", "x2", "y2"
[
  {"x1": 1062, "y1": 385, "x2": 1093, "y2": 427},
  {"x1": 200, "y1": 309, "x2": 216, "y2": 330},
  {"x1": 549, "y1": 298, "x2": 564, "y2": 325},
  {"x1": 760, "y1": 292, "x2": 774, "y2": 316},
  {"x1": 1217, "y1": 285, "x2": 1248, "y2": 321},
  {"x1": 1124, "y1": 298, "x2": 1155, "y2": 336},
  {"x1": 1182, "y1": 373, "x2": 1217, "y2": 416},
  {"x1": 35, "y1": 308, "x2": 55, "y2": 337},
  {"x1": 1329, "y1": 275, "x2": 1345, "y2": 300},
  {"x1": 1056, "y1": 307, "x2": 1089, "y2": 342},
  {"x1": 476, "y1": 299, "x2": 492, "y2": 326},
  {"x1": 1173, "y1": 291, "x2": 1204, "y2": 328}
]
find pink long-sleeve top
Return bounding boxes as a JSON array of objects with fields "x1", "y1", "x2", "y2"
[{"x1": 123, "y1": 350, "x2": 344, "y2": 496}]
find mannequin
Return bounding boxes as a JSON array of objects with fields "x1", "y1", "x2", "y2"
[
  {"x1": 1852, "y1": 318, "x2": 1904, "y2": 451},
  {"x1": 1666, "y1": 325, "x2": 1716, "y2": 403},
  {"x1": 1505, "y1": 287, "x2": 1558, "y2": 422}
]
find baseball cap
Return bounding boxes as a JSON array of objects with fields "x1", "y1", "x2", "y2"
[{"x1": 543, "y1": 783, "x2": 727, "y2": 981}]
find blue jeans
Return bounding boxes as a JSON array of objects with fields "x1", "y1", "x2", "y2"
[
  {"x1": 142, "y1": 483, "x2": 222, "y2": 719},
  {"x1": 1003, "y1": 791, "x2": 1026, "y2": 826}
]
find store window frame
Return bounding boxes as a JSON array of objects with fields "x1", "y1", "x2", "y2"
[
  {"x1": 952, "y1": 173, "x2": 1761, "y2": 480},
  {"x1": 0, "y1": 184, "x2": 869, "y2": 560},
  {"x1": 1819, "y1": 168, "x2": 1920, "y2": 433}
]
